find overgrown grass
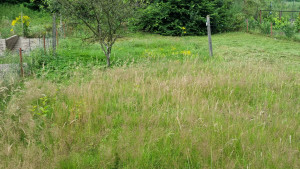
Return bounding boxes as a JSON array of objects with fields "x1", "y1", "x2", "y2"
[{"x1": 0, "y1": 32, "x2": 300, "y2": 168}]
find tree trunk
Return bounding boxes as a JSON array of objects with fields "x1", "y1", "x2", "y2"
[
  {"x1": 106, "y1": 53, "x2": 110, "y2": 67},
  {"x1": 106, "y1": 47, "x2": 112, "y2": 67}
]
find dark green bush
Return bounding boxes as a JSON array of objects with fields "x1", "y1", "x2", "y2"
[{"x1": 134, "y1": 0, "x2": 243, "y2": 36}]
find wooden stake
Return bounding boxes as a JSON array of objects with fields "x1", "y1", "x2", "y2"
[
  {"x1": 246, "y1": 19, "x2": 249, "y2": 32},
  {"x1": 271, "y1": 23, "x2": 273, "y2": 37},
  {"x1": 260, "y1": 10, "x2": 262, "y2": 24},
  {"x1": 19, "y1": 48, "x2": 24, "y2": 77},
  {"x1": 207, "y1": 15, "x2": 213, "y2": 57}
]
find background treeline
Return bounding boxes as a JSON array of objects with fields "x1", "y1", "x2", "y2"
[
  {"x1": 1, "y1": 0, "x2": 300, "y2": 36},
  {"x1": 0, "y1": 0, "x2": 45, "y2": 10},
  {"x1": 133, "y1": 0, "x2": 300, "y2": 36}
]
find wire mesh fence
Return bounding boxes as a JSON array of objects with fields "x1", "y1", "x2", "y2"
[{"x1": 245, "y1": 10, "x2": 300, "y2": 40}]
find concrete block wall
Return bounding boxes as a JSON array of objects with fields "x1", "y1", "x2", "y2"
[
  {"x1": 12, "y1": 37, "x2": 42, "y2": 53},
  {"x1": 0, "y1": 36, "x2": 42, "y2": 55},
  {"x1": 5, "y1": 35, "x2": 19, "y2": 50}
]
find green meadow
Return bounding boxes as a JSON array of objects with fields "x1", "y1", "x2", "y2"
[{"x1": 1, "y1": 32, "x2": 299, "y2": 168}]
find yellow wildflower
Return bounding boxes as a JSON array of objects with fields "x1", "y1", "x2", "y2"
[
  {"x1": 182, "y1": 27, "x2": 186, "y2": 30},
  {"x1": 23, "y1": 16, "x2": 30, "y2": 20},
  {"x1": 182, "y1": 50, "x2": 191, "y2": 56},
  {"x1": 10, "y1": 28, "x2": 13, "y2": 32},
  {"x1": 11, "y1": 20, "x2": 17, "y2": 26},
  {"x1": 184, "y1": 31, "x2": 186, "y2": 34}
]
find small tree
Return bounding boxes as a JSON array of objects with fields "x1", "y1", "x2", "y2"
[{"x1": 58, "y1": 0, "x2": 142, "y2": 67}]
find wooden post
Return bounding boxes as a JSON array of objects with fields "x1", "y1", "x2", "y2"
[
  {"x1": 246, "y1": 19, "x2": 249, "y2": 32},
  {"x1": 260, "y1": 10, "x2": 262, "y2": 24},
  {"x1": 207, "y1": 15, "x2": 213, "y2": 57},
  {"x1": 271, "y1": 23, "x2": 273, "y2": 37},
  {"x1": 280, "y1": 11, "x2": 282, "y2": 20},
  {"x1": 52, "y1": 12, "x2": 56, "y2": 54},
  {"x1": 43, "y1": 35, "x2": 46, "y2": 54},
  {"x1": 19, "y1": 48, "x2": 24, "y2": 77}
]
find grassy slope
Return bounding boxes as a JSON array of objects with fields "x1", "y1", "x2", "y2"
[{"x1": 0, "y1": 32, "x2": 300, "y2": 168}]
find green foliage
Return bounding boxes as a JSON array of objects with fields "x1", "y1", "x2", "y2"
[
  {"x1": 259, "y1": 20, "x2": 271, "y2": 34},
  {"x1": 134, "y1": 0, "x2": 242, "y2": 36},
  {"x1": 272, "y1": 16, "x2": 295, "y2": 38},
  {"x1": 248, "y1": 16, "x2": 259, "y2": 30},
  {"x1": 31, "y1": 95, "x2": 56, "y2": 119},
  {"x1": 282, "y1": 23, "x2": 295, "y2": 38},
  {"x1": 295, "y1": 16, "x2": 300, "y2": 32},
  {"x1": 1, "y1": 0, "x2": 44, "y2": 10}
]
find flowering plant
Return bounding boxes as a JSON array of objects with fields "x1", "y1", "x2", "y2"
[{"x1": 11, "y1": 15, "x2": 30, "y2": 37}]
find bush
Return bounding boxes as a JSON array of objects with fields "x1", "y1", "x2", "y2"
[
  {"x1": 272, "y1": 16, "x2": 295, "y2": 38},
  {"x1": 133, "y1": 0, "x2": 243, "y2": 36},
  {"x1": 259, "y1": 21, "x2": 271, "y2": 35},
  {"x1": 282, "y1": 23, "x2": 295, "y2": 38},
  {"x1": 248, "y1": 16, "x2": 259, "y2": 30}
]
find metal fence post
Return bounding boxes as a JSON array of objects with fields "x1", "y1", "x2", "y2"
[{"x1": 207, "y1": 15, "x2": 213, "y2": 57}]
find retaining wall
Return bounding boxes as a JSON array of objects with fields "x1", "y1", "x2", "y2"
[
  {"x1": 0, "y1": 35, "x2": 42, "y2": 55},
  {"x1": 5, "y1": 35, "x2": 19, "y2": 50}
]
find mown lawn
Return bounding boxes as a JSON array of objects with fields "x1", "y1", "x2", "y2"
[{"x1": 0, "y1": 32, "x2": 299, "y2": 168}]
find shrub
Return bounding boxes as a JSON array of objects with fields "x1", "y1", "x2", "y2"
[
  {"x1": 259, "y1": 21, "x2": 271, "y2": 35},
  {"x1": 272, "y1": 16, "x2": 295, "y2": 38},
  {"x1": 248, "y1": 16, "x2": 259, "y2": 30},
  {"x1": 282, "y1": 23, "x2": 295, "y2": 38},
  {"x1": 134, "y1": 0, "x2": 242, "y2": 36}
]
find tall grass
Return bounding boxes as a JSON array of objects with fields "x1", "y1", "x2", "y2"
[{"x1": 0, "y1": 32, "x2": 299, "y2": 168}]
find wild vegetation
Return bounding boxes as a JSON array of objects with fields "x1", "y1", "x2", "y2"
[{"x1": 0, "y1": 1, "x2": 300, "y2": 168}]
